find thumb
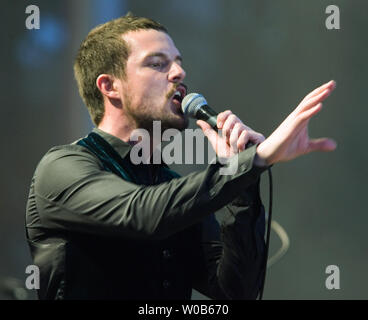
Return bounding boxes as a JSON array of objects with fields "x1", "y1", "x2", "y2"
[
  {"x1": 196, "y1": 119, "x2": 212, "y2": 132},
  {"x1": 308, "y1": 138, "x2": 337, "y2": 153},
  {"x1": 196, "y1": 120, "x2": 219, "y2": 148}
]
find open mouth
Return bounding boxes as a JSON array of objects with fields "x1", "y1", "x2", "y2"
[{"x1": 172, "y1": 84, "x2": 187, "y2": 105}]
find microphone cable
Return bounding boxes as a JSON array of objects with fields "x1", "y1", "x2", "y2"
[
  {"x1": 258, "y1": 166, "x2": 273, "y2": 300},
  {"x1": 267, "y1": 220, "x2": 290, "y2": 268}
]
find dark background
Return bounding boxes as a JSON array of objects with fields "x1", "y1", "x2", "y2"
[{"x1": 1, "y1": 0, "x2": 367, "y2": 299}]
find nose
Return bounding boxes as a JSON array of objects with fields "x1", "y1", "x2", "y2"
[{"x1": 168, "y1": 61, "x2": 186, "y2": 83}]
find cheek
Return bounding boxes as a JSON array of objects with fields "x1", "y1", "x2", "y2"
[
  {"x1": 128, "y1": 70, "x2": 168, "y2": 103},
  {"x1": 142, "y1": 80, "x2": 167, "y2": 101}
]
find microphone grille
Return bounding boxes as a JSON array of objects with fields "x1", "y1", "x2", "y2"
[{"x1": 181, "y1": 93, "x2": 207, "y2": 118}]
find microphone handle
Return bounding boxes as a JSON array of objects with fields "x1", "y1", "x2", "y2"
[{"x1": 196, "y1": 105, "x2": 218, "y2": 131}]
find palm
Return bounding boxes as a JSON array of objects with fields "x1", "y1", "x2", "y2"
[{"x1": 286, "y1": 125, "x2": 309, "y2": 161}]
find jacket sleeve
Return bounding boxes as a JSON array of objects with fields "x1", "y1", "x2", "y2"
[
  {"x1": 191, "y1": 177, "x2": 266, "y2": 300},
  {"x1": 33, "y1": 144, "x2": 269, "y2": 241}
]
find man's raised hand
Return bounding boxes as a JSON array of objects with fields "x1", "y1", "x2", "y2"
[{"x1": 256, "y1": 80, "x2": 337, "y2": 166}]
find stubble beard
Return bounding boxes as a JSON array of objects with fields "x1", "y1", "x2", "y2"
[{"x1": 124, "y1": 92, "x2": 189, "y2": 134}]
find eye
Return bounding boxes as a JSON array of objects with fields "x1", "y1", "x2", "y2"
[
  {"x1": 148, "y1": 59, "x2": 169, "y2": 70},
  {"x1": 150, "y1": 62, "x2": 162, "y2": 68}
]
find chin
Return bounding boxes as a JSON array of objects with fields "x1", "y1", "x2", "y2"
[{"x1": 168, "y1": 113, "x2": 189, "y2": 131}]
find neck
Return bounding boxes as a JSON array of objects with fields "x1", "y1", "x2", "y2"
[
  {"x1": 98, "y1": 115, "x2": 160, "y2": 161},
  {"x1": 98, "y1": 117, "x2": 134, "y2": 145}
]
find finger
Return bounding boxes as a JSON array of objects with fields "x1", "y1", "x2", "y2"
[
  {"x1": 237, "y1": 130, "x2": 250, "y2": 152},
  {"x1": 307, "y1": 138, "x2": 337, "y2": 153},
  {"x1": 298, "y1": 103, "x2": 323, "y2": 122},
  {"x1": 229, "y1": 123, "x2": 242, "y2": 153},
  {"x1": 222, "y1": 114, "x2": 239, "y2": 141},
  {"x1": 297, "y1": 88, "x2": 331, "y2": 113},
  {"x1": 306, "y1": 88, "x2": 332, "y2": 106},
  {"x1": 196, "y1": 120, "x2": 220, "y2": 150},
  {"x1": 253, "y1": 133, "x2": 266, "y2": 144},
  {"x1": 302, "y1": 80, "x2": 336, "y2": 103},
  {"x1": 196, "y1": 119, "x2": 213, "y2": 134},
  {"x1": 243, "y1": 132, "x2": 264, "y2": 146},
  {"x1": 217, "y1": 110, "x2": 232, "y2": 128}
]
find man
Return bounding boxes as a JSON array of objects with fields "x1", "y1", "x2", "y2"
[{"x1": 25, "y1": 13, "x2": 336, "y2": 300}]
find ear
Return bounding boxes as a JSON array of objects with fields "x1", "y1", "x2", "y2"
[{"x1": 96, "y1": 74, "x2": 120, "y2": 100}]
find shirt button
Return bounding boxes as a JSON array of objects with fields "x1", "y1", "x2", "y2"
[
  {"x1": 162, "y1": 280, "x2": 171, "y2": 289},
  {"x1": 162, "y1": 249, "x2": 171, "y2": 259}
]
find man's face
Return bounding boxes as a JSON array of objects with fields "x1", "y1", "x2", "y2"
[{"x1": 119, "y1": 29, "x2": 188, "y2": 132}]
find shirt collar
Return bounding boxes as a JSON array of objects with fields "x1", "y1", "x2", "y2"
[{"x1": 92, "y1": 127, "x2": 132, "y2": 159}]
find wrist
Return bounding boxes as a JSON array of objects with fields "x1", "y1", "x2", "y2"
[{"x1": 254, "y1": 144, "x2": 270, "y2": 167}]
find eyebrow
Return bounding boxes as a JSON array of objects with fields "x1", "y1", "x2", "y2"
[{"x1": 144, "y1": 52, "x2": 183, "y2": 63}]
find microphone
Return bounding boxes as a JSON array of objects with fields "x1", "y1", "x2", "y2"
[
  {"x1": 181, "y1": 92, "x2": 253, "y2": 148},
  {"x1": 181, "y1": 93, "x2": 218, "y2": 130}
]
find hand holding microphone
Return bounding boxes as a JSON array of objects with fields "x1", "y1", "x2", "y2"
[{"x1": 181, "y1": 93, "x2": 266, "y2": 159}]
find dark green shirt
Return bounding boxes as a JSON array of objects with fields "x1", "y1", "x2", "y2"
[{"x1": 26, "y1": 128, "x2": 268, "y2": 299}]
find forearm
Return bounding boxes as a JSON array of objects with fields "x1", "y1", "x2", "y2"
[{"x1": 36, "y1": 145, "x2": 268, "y2": 240}]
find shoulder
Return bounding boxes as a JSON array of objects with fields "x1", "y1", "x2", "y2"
[
  {"x1": 37, "y1": 142, "x2": 100, "y2": 171},
  {"x1": 33, "y1": 142, "x2": 103, "y2": 196}
]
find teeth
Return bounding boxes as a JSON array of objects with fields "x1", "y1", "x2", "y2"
[{"x1": 174, "y1": 90, "x2": 182, "y2": 98}]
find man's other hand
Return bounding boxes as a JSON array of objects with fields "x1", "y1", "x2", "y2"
[{"x1": 256, "y1": 80, "x2": 337, "y2": 166}]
